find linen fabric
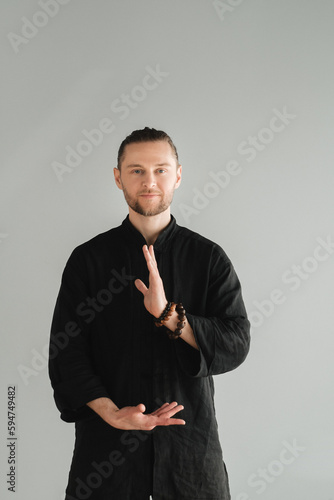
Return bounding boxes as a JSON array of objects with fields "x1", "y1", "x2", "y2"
[{"x1": 49, "y1": 215, "x2": 250, "y2": 500}]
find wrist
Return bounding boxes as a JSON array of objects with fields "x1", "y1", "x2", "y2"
[
  {"x1": 153, "y1": 298, "x2": 169, "y2": 319},
  {"x1": 163, "y1": 309, "x2": 180, "y2": 330},
  {"x1": 154, "y1": 301, "x2": 176, "y2": 324},
  {"x1": 106, "y1": 408, "x2": 120, "y2": 427},
  {"x1": 87, "y1": 397, "x2": 119, "y2": 423},
  {"x1": 154, "y1": 302, "x2": 187, "y2": 340}
]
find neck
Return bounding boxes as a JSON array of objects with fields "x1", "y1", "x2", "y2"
[{"x1": 128, "y1": 208, "x2": 171, "y2": 246}]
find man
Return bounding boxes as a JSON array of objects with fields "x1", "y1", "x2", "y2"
[{"x1": 49, "y1": 127, "x2": 250, "y2": 500}]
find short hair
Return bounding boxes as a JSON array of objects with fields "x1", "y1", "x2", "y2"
[{"x1": 117, "y1": 127, "x2": 179, "y2": 170}]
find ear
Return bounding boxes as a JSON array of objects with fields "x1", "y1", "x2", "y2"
[
  {"x1": 175, "y1": 164, "x2": 182, "y2": 189},
  {"x1": 113, "y1": 167, "x2": 123, "y2": 190}
]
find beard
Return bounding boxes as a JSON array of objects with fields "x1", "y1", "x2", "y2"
[{"x1": 121, "y1": 186, "x2": 175, "y2": 217}]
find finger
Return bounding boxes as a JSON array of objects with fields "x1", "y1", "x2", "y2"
[
  {"x1": 152, "y1": 402, "x2": 175, "y2": 416},
  {"x1": 134, "y1": 279, "x2": 148, "y2": 295},
  {"x1": 142, "y1": 246, "x2": 157, "y2": 276},
  {"x1": 156, "y1": 401, "x2": 180, "y2": 415},
  {"x1": 150, "y1": 403, "x2": 170, "y2": 416},
  {"x1": 142, "y1": 245, "x2": 152, "y2": 267},
  {"x1": 147, "y1": 255, "x2": 158, "y2": 275},
  {"x1": 149, "y1": 245, "x2": 157, "y2": 265},
  {"x1": 143, "y1": 244, "x2": 153, "y2": 262},
  {"x1": 144, "y1": 245, "x2": 158, "y2": 270},
  {"x1": 157, "y1": 418, "x2": 186, "y2": 426},
  {"x1": 143, "y1": 414, "x2": 186, "y2": 430},
  {"x1": 166, "y1": 418, "x2": 186, "y2": 426},
  {"x1": 155, "y1": 405, "x2": 184, "y2": 420},
  {"x1": 163, "y1": 405, "x2": 184, "y2": 418}
]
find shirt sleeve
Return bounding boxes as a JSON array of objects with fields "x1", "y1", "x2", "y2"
[
  {"x1": 175, "y1": 245, "x2": 251, "y2": 378},
  {"x1": 48, "y1": 248, "x2": 110, "y2": 422}
]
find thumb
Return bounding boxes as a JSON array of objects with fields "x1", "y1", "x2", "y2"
[
  {"x1": 134, "y1": 279, "x2": 147, "y2": 295},
  {"x1": 136, "y1": 403, "x2": 146, "y2": 414}
]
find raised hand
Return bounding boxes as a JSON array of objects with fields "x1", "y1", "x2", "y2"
[{"x1": 134, "y1": 245, "x2": 167, "y2": 318}]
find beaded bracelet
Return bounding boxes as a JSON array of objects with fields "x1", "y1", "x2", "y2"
[
  {"x1": 154, "y1": 301, "x2": 186, "y2": 340},
  {"x1": 166, "y1": 303, "x2": 186, "y2": 340},
  {"x1": 154, "y1": 301, "x2": 176, "y2": 327}
]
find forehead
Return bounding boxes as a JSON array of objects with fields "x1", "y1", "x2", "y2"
[{"x1": 122, "y1": 141, "x2": 176, "y2": 167}]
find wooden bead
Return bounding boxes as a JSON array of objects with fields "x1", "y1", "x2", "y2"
[{"x1": 155, "y1": 301, "x2": 186, "y2": 340}]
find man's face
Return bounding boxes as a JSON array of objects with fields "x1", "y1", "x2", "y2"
[{"x1": 114, "y1": 141, "x2": 182, "y2": 217}]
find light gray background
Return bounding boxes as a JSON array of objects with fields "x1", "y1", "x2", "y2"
[{"x1": 1, "y1": 1, "x2": 334, "y2": 499}]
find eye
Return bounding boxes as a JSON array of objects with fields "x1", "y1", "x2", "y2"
[
  {"x1": 132, "y1": 169, "x2": 143, "y2": 174},
  {"x1": 157, "y1": 169, "x2": 166, "y2": 174}
]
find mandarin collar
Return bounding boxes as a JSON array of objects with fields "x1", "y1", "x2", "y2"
[{"x1": 121, "y1": 214, "x2": 177, "y2": 251}]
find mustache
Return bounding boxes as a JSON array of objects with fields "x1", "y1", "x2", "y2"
[{"x1": 138, "y1": 191, "x2": 162, "y2": 195}]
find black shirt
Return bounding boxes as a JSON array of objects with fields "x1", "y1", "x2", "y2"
[{"x1": 49, "y1": 215, "x2": 250, "y2": 500}]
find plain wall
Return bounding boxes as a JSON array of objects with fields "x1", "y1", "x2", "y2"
[{"x1": 1, "y1": 1, "x2": 333, "y2": 499}]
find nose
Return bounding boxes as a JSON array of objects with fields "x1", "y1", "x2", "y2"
[{"x1": 142, "y1": 171, "x2": 156, "y2": 188}]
